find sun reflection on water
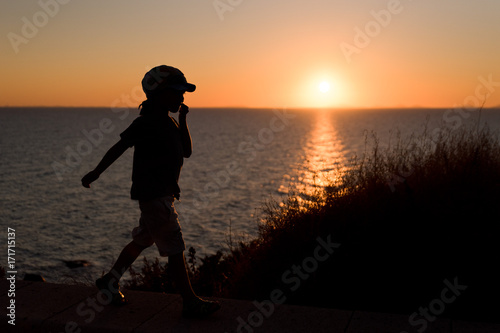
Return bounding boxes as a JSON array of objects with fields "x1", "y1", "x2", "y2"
[{"x1": 279, "y1": 110, "x2": 347, "y2": 203}]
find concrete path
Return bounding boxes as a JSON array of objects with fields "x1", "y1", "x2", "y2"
[{"x1": 1, "y1": 280, "x2": 499, "y2": 333}]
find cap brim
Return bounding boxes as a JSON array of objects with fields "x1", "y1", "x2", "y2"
[{"x1": 169, "y1": 83, "x2": 196, "y2": 92}]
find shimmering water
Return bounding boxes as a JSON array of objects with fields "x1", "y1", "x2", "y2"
[{"x1": 1, "y1": 107, "x2": 499, "y2": 282}]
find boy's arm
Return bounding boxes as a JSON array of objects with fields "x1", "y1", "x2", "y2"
[
  {"x1": 81, "y1": 139, "x2": 130, "y2": 188},
  {"x1": 179, "y1": 103, "x2": 193, "y2": 158}
]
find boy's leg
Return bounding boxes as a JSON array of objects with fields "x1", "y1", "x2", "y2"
[
  {"x1": 169, "y1": 251, "x2": 221, "y2": 317},
  {"x1": 97, "y1": 240, "x2": 148, "y2": 306},
  {"x1": 109, "y1": 240, "x2": 149, "y2": 279},
  {"x1": 169, "y1": 252, "x2": 197, "y2": 302}
]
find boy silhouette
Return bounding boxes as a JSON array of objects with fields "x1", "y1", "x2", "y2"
[{"x1": 81, "y1": 65, "x2": 220, "y2": 317}]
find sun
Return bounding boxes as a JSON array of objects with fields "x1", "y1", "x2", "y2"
[
  {"x1": 319, "y1": 81, "x2": 330, "y2": 93},
  {"x1": 296, "y1": 73, "x2": 346, "y2": 107}
]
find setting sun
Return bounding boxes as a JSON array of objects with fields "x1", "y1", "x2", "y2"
[{"x1": 319, "y1": 81, "x2": 331, "y2": 93}]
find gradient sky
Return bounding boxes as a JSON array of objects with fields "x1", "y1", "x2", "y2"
[{"x1": 1, "y1": 0, "x2": 499, "y2": 108}]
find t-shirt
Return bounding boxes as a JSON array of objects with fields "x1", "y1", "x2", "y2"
[{"x1": 120, "y1": 113, "x2": 184, "y2": 201}]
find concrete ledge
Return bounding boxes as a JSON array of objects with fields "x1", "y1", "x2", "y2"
[{"x1": 1, "y1": 280, "x2": 499, "y2": 333}]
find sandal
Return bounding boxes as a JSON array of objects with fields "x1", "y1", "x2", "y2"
[{"x1": 96, "y1": 274, "x2": 128, "y2": 306}]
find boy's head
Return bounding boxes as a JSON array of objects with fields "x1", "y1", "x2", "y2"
[{"x1": 142, "y1": 65, "x2": 196, "y2": 112}]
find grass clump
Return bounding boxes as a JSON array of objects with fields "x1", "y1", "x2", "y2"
[{"x1": 124, "y1": 247, "x2": 231, "y2": 297}]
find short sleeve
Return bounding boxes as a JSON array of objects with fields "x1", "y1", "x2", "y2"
[{"x1": 120, "y1": 117, "x2": 145, "y2": 147}]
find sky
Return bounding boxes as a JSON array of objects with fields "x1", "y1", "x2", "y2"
[{"x1": 1, "y1": 0, "x2": 500, "y2": 109}]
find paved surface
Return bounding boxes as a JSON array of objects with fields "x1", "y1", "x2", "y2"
[{"x1": 1, "y1": 280, "x2": 499, "y2": 332}]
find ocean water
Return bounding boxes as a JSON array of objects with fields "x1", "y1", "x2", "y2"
[{"x1": 1, "y1": 107, "x2": 500, "y2": 282}]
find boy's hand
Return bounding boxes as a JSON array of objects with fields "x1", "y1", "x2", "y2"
[
  {"x1": 179, "y1": 103, "x2": 189, "y2": 116},
  {"x1": 81, "y1": 170, "x2": 100, "y2": 188}
]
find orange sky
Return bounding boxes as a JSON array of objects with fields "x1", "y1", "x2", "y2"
[{"x1": 1, "y1": 0, "x2": 500, "y2": 109}]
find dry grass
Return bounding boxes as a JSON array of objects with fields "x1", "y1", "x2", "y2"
[{"x1": 127, "y1": 122, "x2": 500, "y2": 321}]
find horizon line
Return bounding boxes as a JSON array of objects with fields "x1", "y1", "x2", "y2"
[{"x1": 2, "y1": 105, "x2": 500, "y2": 110}]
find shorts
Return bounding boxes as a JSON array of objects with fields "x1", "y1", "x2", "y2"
[{"x1": 132, "y1": 196, "x2": 186, "y2": 257}]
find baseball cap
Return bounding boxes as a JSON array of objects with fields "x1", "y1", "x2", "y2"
[{"x1": 142, "y1": 65, "x2": 196, "y2": 97}]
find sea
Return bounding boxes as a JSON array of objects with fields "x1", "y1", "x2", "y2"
[{"x1": 2, "y1": 106, "x2": 500, "y2": 283}]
